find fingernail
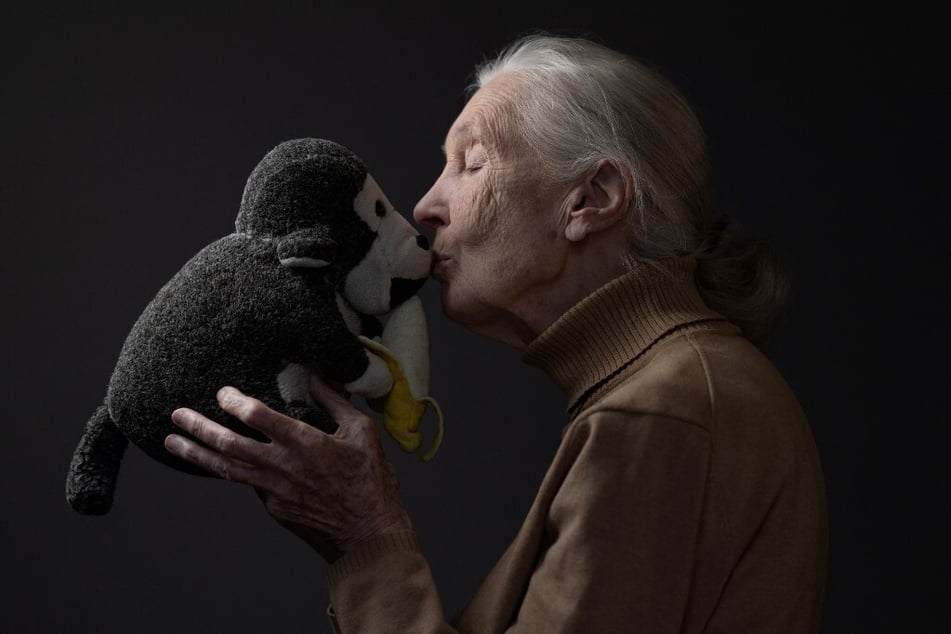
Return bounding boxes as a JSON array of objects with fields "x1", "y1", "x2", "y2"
[
  {"x1": 165, "y1": 435, "x2": 184, "y2": 452},
  {"x1": 217, "y1": 386, "x2": 235, "y2": 400},
  {"x1": 172, "y1": 407, "x2": 191, "y2": 427}
]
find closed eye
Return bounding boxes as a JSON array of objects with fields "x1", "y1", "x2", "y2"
[{"x1": 464, "y1": 145, "x2": 487, "y2": 172}]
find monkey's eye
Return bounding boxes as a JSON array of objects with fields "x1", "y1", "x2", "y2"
[{"x1": 375, "y1": 200, "x2": 386, "y2": 217}]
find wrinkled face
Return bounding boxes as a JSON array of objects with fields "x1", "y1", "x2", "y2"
[{"x1": 413, "y1": 76, "x2": 570, "y2": 338}]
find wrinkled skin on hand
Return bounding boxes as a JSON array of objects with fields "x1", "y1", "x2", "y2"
[{"x1": 164, "y1": 375, "x2": 412, "y2": 563}]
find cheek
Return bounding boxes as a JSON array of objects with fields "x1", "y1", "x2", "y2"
[
  {"x1": 456, "y1": 177, "x2": 500, "y2": 248},
  {"x1": 491, "y1": 177, "x2": 554, "y2": 250}
]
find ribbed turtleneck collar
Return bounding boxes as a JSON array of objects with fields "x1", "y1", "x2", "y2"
[{"x1": 522, "y1": 257, "x2": 725, "y2": 414}]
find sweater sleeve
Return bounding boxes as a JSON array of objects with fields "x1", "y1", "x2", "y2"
[
  {"x1": 325, "y1": 530, "x2": 456, "y2": 634},
  {"x1": 508, "y1": 409, "x2": 714, "y2": 633},
  {"x1": 326, "y1": 410, "x2": 715, "y2": 633}
]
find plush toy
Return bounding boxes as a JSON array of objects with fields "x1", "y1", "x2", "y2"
[{"x1": 65, "y1": 137, "x2": 443, "y2": 515}]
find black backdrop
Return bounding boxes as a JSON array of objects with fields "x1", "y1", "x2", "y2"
[{"x1": 3, "y1": 2, "x2": 947, "y2": 632}]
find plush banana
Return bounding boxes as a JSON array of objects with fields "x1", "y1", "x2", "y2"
[
  {"x1": 360, "y1": 336, "x2": 444, "y2": 460},
  {"x1": 358, "y1": 296, "x2": 444, "y2": 461}
]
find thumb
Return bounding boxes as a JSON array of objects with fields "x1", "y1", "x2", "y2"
[
  {"x1": 309, "y1": 372, "x2": 358, "y2": 422},
  {"x1": 309, "y1": 372, "x2": 381, "y2": 444}
]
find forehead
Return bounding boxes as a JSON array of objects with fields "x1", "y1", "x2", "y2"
[{"x1": 444, "y1": 76, "x2": 520, "y2": 151}]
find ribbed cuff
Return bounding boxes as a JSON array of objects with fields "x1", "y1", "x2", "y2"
[{"x1": 326, "y1": 530, "x2": 421, "y2": 588}]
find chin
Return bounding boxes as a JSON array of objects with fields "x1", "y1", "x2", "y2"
[
  {"x1": 439, "y1": 284, "x2": 473, "y2": 323},
  {"x1": 439, "y1": 284, "x2": 464, "y2": 322},
  {"x1": 439, "y1": 285, "x2": 495, "y2": 334}
]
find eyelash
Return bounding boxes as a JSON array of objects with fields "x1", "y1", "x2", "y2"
[{"x1": 463, "y1": 152, "x2": 485, "y2": 172}]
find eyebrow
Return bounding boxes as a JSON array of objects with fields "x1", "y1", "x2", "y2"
[{"x1": 441, "y1": 122, "x2": 477, "y2": 156}]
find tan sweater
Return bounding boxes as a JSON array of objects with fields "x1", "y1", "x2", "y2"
[{"x1": 326, "y1": 257, "x2": 828, "y2": 633}]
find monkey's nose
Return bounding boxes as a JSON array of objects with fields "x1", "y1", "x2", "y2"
[{"x1": 416, "y1": 234, "x2": 430, "y2": 250}]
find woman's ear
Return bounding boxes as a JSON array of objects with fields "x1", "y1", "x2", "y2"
[{"x1": 564, "y1": 159, "x2": 631, "y2": 243}]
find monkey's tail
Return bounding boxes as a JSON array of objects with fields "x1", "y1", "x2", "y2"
[{"x1": 65, "y1": 403, "x2": 128, "y2": 515}]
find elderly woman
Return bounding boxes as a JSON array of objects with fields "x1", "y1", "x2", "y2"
[{"x1": 165, "y1": 34, "x2": 828, "y2": 633}]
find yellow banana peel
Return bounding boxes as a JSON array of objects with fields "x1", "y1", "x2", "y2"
[{"x1": 358, "y1": 336, "x2": 444, "y2": 461}]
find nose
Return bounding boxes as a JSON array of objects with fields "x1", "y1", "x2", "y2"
[
  {"x1": 415, "y1": 234, "x2": 430, "y2": 250},
  {"x1": 413, "y1": 176, "x2": 447, "y2": 229}
]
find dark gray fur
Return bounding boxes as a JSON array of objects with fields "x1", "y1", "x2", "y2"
[{"x1": 65, "y1": 138, "x2": 425, "y2": 515}]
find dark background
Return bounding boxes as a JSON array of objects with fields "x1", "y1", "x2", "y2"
[{"x1": 3, "y1": 2, "x2": 947, "y2": 632}]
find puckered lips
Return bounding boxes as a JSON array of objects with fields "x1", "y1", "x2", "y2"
[{"x1": 431, "y1": 251, "x2": 450, "y2": 279}]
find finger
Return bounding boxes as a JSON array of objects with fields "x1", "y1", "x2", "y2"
[
  {"x1": 308, "y1": 367, "x2": 350, "y2": 399},
  {"x1": 309, "y1": 373, "x2": 381, "y2": 445},
  {"x1": 309, "y1": 372, "x2": 364, "y2": 423},
  {"x1": 164, "y1": 433, "x2": 261, "y2": 485},
  {"x1": 215, "y1": 386, "x2": 310, "y2": 443},
  {"x1": 170, "y1": 407, "x2": 271, "y2": 465}
]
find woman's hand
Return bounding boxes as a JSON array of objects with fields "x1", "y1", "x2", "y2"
[{"x1": 164, "y1": 374, "x2": 412, "y2": 563}]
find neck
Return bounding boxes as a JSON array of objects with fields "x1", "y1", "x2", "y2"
[
  {"x1": 475, "y1": 248, "x2": 628, "y2": 351},
  {"x1": 522, "y1": 256, "x2": 728, "y2": 411}
]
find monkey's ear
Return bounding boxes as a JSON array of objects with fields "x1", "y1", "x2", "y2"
[{"x1": 277, "y1": 227, "x2": 337, "y2": 268}]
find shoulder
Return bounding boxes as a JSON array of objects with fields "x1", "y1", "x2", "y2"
[
  {"x1": 577, "y1": 320, "x2": 808, "y2": 446},
  {"x1": 567, "y1": 320, "x2": 821, "y2": 522}
]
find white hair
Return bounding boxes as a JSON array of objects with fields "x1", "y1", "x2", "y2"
[{"x1": 471, "y1": 33, "x2": 790, "y2": 348}]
